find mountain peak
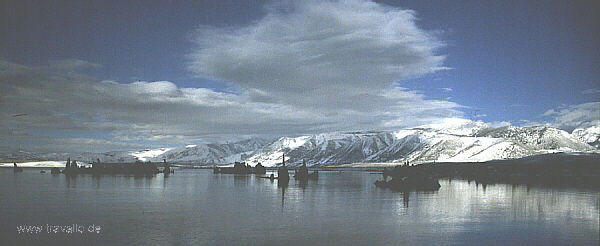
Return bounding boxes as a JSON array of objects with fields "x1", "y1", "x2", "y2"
[
  {"x1": 4, "y1": 124, "x2": 598, "y2": 167},
  {"x1": 415, "y1": 118, "x2": 490, "y2": 136}
]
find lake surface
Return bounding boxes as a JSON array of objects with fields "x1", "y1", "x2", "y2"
[{"x1": 1, "y1": 168, "x2": 598, "y2": 245}]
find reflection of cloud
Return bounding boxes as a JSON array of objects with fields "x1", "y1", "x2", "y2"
[{"x1": 440, "y1": 87, "x2": 453, "y2": 92}]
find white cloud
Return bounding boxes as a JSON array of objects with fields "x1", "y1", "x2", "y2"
[
  {"x1": 542, "y1": 102, "x2": 600, "y2": 132},
  {"x1": 440, "y1": 87, "x2": 453, "y2": 92},
  {"x1": 488, "y1": 121, "x2": 512, "y2": 128},
  {"x1": 48, "y1": 59, "x2": 101, "y2": 71},
  {"x1": 188, "y1": 0, "x2": 450, "y2": 113},
  {"x1": 582, "y1": 89, "x2": 600, "y2": 94},
  {"x1": 0, "y1": 0, "x2": 467, "y2": 152}
]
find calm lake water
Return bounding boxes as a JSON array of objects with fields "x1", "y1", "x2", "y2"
[{"x1": 1, "y1": 168, "x2": 598, "y2": 246}]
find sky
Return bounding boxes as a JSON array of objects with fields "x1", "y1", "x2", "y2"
[{"x1": 1, "y1": 0, "x2": 599, "y2": 153}]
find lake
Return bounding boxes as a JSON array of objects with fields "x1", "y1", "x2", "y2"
[{"x1": 1, "y1": 168, "x2": 598, "y2": 245}]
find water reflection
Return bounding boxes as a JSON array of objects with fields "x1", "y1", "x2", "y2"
[
  {"x1": 1, "y1": 169, "x2": 598, "y2": 246},
  {"x1": 402, "y1": 192, "x2": 409, "y2": 208},
  {"x1": 280, "y1": 184, "x2": 287, "y2": 209},
  {"x1": 233, "y1": 174, "x2": 250, "y2": 187},
  {"x1": 298, "y1": 179, "x2": 307, "y2": 190},
  {"x1": 93, "y1": 175, "x2": 101, "y2": 189},
  {"x1": 419, "y1": 180, "x2": 599, "y2": 226}
]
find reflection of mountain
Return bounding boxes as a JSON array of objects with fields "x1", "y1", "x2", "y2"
[
  {"x1": 3, "y1": 120, "x2": 598, "y2": 166},
  {"x1": 427, "y1": 180, "x2": 600, "y2": 233}
]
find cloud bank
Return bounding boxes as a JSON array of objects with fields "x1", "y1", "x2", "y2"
[
  {"x1": 189, "y1": 0, "x2": 448, "y2": 110},
  {"x1": 186, "y1": 0, "x2": 462, "y2": 129},
  {"x1": 542, "y1": 102, "x2": 600, "y2": 132},
  {"x1": 1, "y1": 0, "x2": 466, "y2": 152}
]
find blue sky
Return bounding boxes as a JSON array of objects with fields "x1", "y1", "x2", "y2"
[
  {"x1": 396, "y1": 0, "x2": 600, "y2": 123},
  {"x1": 1, "y1": 0, "x2": 598, "y2": 152}
]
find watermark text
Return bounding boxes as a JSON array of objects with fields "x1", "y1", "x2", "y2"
[{"x1": 17, "y1": 224, "x2": 102, "y2": 234}]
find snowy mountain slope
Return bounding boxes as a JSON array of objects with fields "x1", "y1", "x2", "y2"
[
  {"x1": 416, "y1": 118, "x2": 490, "y2": 136},
  {"x1": 476, "y1": 126, "x2": 594, "y2": 152},
  {"x1": 247, "y1": 132, "x2": 396, "y2": 166},
  {"x1": 572, "y1": 126, "x2": 600, "y2": 148},
  {"x1": 2, "y1": 151, "x2": 141, "y2": 164},
  {"x1": 0, "y1": 161, "x2": 92, "y2": 168},
  {"x1": 3, "y1": 121, "x2": 597, "y2": 166},
  {"x1": 245, "y1": 123, "x2": 597, "y2": 167},
  {"x1": 246, "y1": 130, "x2": 529, "y2": 166},
  {"x1": 131, "y1": 148, "x2": 173, "y2": 161},
  {"x1": 157, "y1": 138, "x2": 269, "y2": 164},
  {"x1": 2, "y1": 138, "x2": 271, "y2": 165}
]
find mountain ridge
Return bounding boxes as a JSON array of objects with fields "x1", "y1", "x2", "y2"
[{"x1": 2, "y1": 120, "x2": 598, "y2": 166}]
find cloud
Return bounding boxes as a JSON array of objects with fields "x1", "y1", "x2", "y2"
[
  {"x1": 48, "y1": 59, "x2": 101, "y2": 71},
  {"x1": 440, "y1": 87, "x2": 453, "y2": 92},
  {"x1": 0, "y1": 60, "x2": 299, "y2": 152},
  {"x1": 188, "y1": 0, "x2": 450, "y2": 112},
  {"x1": 488, "y1": 121, "x2": 512, "y2": 128},
  {"x1": 582, "y1": 88, "x2": 600, "y2": 94},
  {"x1": 0, "y1": 1, "x2": 465, "y2": 152},
  {"x1": 542, "y1": 102, "x2": 600, "y2": 132}
]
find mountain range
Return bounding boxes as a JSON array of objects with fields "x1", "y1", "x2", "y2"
[{"x1": 3, "y1": 119, "x2": 598, "y2": 167}]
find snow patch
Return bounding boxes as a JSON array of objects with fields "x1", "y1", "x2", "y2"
[
  {"x1": 393, "y1": 130, "x2": 417, "y2": 140},
  {"x1": 1, "y1": 161, "x2": 91, "y2": 168},
  {"x1": 279, "y1": 136, "x2": 310, "y2": 149},
  {"x1": 419, "y1": 118, "x2": 489, "y2": 136},
  {"x1": 131, "y1": 148, "x2": 173, "y2": 161}
]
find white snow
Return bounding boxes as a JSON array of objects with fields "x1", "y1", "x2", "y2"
[
  {"x1": 573, "y1": 126, "x2": 600, "y2": 147},
  {"x1": 1, "y1": 161, "x2": 91, "y2": 168},
  {"x1": 245, "y1": 122, "x2": 596, "y2": 166},
  {"x1": 418, "y1": 118, "x2": 489, "y2": 136},
  {"x1": 131, "y1": 148, "x2": 173, "y2": 161},
  {"x1": 393, "y1": 129, "x2": 417, "y2": 140},
  {"x1": 247, "y1": 151, "x2": 285, "y2": 167},
  {"x1": 278, "y1": 136, "x2": 310, "y2": 149},
  {"x1": 6, "y1": 121, "x2": 597, "y2": 166}
]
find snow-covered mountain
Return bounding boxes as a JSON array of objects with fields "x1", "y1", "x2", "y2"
[
  {"x1": 1, "y1": 150, "x2": 141, "y2": 164},
  {"x1": 0, "y1": 139, "x2": 270, "y2": 164},
  {"x1": 572, "y1": 126, "x2": 600, "y2": 148},
  {"x1": 157, "y1": 138, "x2": 270, "y2": 164},
  {"x1": 3, "y1": 119, "x2": 598, "y2": 166},
  {"x1": 247, "y1": 121, "x2": 596, "y2": 166}
]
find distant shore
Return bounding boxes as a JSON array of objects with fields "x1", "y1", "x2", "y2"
[{"x1": 4, "y1": 152, "x2": 599, "y2": 170}]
